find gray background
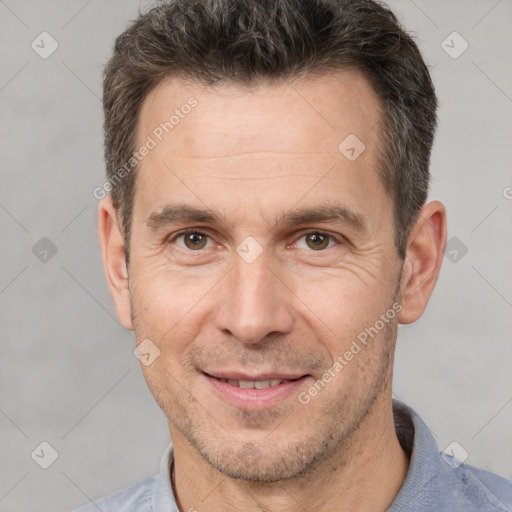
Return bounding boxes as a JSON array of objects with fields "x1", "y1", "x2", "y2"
[{"x1": 0, "y1": 1, "x2": 511, "y2": 511}]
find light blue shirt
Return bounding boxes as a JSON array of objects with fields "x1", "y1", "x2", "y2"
[{"x1": 74, "y1": 400, "x2": 512, "y2": 511}]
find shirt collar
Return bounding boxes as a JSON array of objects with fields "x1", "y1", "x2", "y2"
[
  {"x1": 152, "y1": 443, "x2": 179, "y2": 512},
  {"x1": 388, "y1": 399, "x2": 442, "y2": 511}
]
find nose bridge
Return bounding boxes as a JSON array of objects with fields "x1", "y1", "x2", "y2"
[{"x1": 215, "y1": 249, "x2": 293, "y2": 344}]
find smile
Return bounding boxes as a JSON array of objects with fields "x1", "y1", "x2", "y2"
[
  {"x1": 216, "y1": 378, "x2": 293, "y2": 389},
  {"x1": 202, "y1": 372, "x2": 311, "y2": 408}
]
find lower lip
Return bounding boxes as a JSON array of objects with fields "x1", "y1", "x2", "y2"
[{"x1": 204, "y1": 374, "x2": 310, "y2": 409}]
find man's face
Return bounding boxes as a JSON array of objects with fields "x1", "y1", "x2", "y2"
[{"x1": 127, "y1": 71, "x2": 404, "y2": 481}]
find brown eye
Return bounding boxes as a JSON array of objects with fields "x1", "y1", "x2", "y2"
[
  {"x1": 304, "y1": 232, "x2": 331, "y2": 251},
  {"x1": 181, "y1": 232, "x2": 209, "y2": 250}
]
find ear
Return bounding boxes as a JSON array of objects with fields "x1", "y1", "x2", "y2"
[
  {"x1": 397, "y1": 200, "x2": 447, "y2": 324},
  {"x1": 98, "y1": 196, "x2": 133, "y2": 330}
]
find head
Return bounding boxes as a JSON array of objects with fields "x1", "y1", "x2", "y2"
[{"x1": 99, "y1": 0, "x2": 446, "y2": 482}]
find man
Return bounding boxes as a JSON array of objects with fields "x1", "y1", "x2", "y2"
[{"x1": 77, "y1": 0, "x2": 512, "y2": 510}]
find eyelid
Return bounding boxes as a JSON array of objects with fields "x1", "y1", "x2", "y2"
[
  {"x1": 290, "y1": 229, "x2": 344, "y2": 249},
  {"x1": 167, "y1": 228, "x2": 346, "y2": 250},
  {"x1": 169, "y1": 228, "x2": 216, "y2": 250}
]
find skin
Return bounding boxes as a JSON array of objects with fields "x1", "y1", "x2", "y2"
[{"x1": 99, "y1": 70, "x2": 446, "y2": 511}]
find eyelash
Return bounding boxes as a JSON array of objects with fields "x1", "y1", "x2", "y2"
[{"x1": 169, "y1": 229, "x2": 342, "y2": 252}]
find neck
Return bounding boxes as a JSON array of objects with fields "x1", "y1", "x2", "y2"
[{"x1": 170, "y1": 396, "x2": 409, "y2": 512}]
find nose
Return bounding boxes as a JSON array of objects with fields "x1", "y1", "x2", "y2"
[{"x1": 214, "y1": 249, "x2": 294, "y2": 345}]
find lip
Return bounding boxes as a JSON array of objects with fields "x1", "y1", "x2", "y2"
[
  {"x1": 204, "y1": 370, "x2": 307, "y2": 381},
  {"x1": 202, "y1": 371, "x2": 311, "y2": 409}
]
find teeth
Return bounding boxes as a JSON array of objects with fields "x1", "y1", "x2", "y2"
[
  {"x1": 254, "y1": 379, "x2": 271, "y2": 389},
  {"x1": 222, "y1": 378, "x2": 286, "y2": 389}
]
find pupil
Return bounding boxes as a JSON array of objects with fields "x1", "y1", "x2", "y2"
[
  {"x1": 308, "y1": 233, "x2": 328, "y2": 250},
  {"x1": 186, "y1": 233, "x2": 206, "y2": 249}
]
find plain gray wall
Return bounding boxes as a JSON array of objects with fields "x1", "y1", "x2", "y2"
[{"x1": 0, "y1": 1, "x2": 510, "y2": 511}]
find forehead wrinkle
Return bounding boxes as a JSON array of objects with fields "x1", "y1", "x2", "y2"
[{"x1": 173, "y1": 151, "x2": 341, "y2": 160}]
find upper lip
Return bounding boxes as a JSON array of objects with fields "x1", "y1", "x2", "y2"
[{"x1": 203, "y1": 371, "x2": 308, "y2": 381}]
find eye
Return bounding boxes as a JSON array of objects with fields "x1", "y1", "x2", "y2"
[
  {"x1": 173, "y1": 230, "x2": 214, "y2": 251},
  {"x1": 294, "y1": 231, "x2": 338, "y2": 251}
]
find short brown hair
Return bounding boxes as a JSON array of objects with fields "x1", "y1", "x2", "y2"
[{"x1": 103, "y1": 0, "x2": 437, "y2": 261}]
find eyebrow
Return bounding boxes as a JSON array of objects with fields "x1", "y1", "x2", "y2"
[
  {"x1": 145, "y1": 202, "x2": 367, "y2": 233},
  {"x1": 146, "y1": 204, "x2": 220, "y2": 230},
  {"x1": 276, "y1": 204, "x2": 367, "y2": 233}
]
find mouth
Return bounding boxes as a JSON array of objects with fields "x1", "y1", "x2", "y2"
[
  {"x1": 215, "y1": 377, "x2": 295, "y2": 389},
  {"x1": 202, "y1": 371, "x2": 311, "y2": 408}
]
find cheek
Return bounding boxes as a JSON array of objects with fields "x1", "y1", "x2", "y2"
[
  {"x1": 131, "y1": 272, "x2": 202, "y2": 408},
  {"x1": 129, "y1": 274, "x2": 188, "y2": 363},
  {"x1": 292, "y1": 268, "x2": 392, "y2": 345},
  {"x1": 131, "y1": 262, "x2": 217, "y2": 326}
]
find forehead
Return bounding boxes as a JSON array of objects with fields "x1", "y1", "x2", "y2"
[
  {"x1": 137, "y1": 70, "x2": 383, "y2": 164},
  {"x1": 133, "y1": 71, "x2": 390, "y2": 231}
]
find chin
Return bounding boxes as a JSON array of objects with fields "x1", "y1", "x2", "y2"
[{"x1": 193, "y1": 435, "x2": 335, "y2": 483}]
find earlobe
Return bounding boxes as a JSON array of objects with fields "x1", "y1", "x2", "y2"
[
  {"x1": 98, "y1": 197, "x2": 133, "y2": 330},
  {"x1": 397, "y1": 201, "x2": 447, "y2": 324}
]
